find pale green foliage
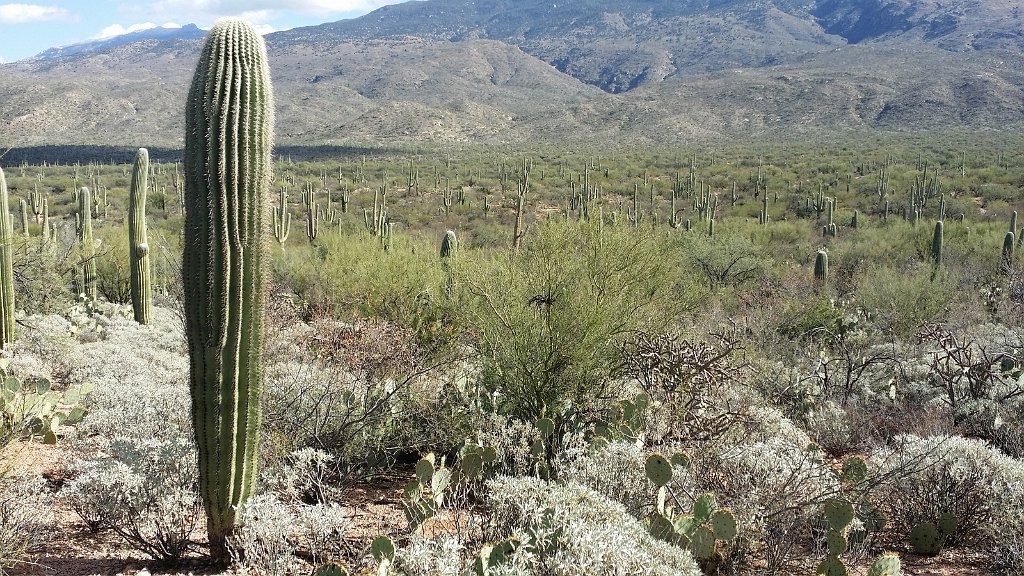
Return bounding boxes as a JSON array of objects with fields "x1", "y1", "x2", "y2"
[
  {"x1": 872, "y1": 435, "x2": 1024, "y2": 548},
  {"x1": 0, "y1": 475, "x2": 54, "y2": 570},
  {"x1": 63, "y1": 436, "x2": 201, "y2": 563},
  {"x1": 461, "y1": 221, "x2": 676, "y2": 422},
  {"x1": 485, "y1": 476, "x2": 703, "y2": 576}
]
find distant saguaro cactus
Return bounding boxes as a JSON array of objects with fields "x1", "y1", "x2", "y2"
[
  {"x1": 814, "y1": 249, "x2": 828, "y2": 283},
  {"x1": 182, "y1": 19, "x2": 273, "y2": 564},
  {"x1": 1002, "y1": 231, "x2": 1015, "y2": 275},
  {"x1": 128, "y1": 148, "x2": 152, "y2": 324},
  {"x1": 0, "y1": 168, "x2": 14, "y2": 348},
  {"x1": 78, "y1": 187, "x2": 97, "y2": 302},
  {"x1": 440, "y1": 229, "x2": 457, "y2": 259},
  {"x1": 931, "y1": 220, "x2": 943, "y2": 267}
]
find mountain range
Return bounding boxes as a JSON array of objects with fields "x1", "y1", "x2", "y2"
[{"x1": 1, "y1": 0, "x2": 1023, "y2": 150}]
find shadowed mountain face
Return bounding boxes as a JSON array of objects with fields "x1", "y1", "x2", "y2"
[{"x1": 2, "y1": 0, "x2": 1022, "y2": 148}]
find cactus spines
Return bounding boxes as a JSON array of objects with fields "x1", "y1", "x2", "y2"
[
  {"x1": 182, "y1": 19, "x2": 273, "y2": 563},
  {"x1": 814, "y1": 249, "x2": 828, "y2": 283},
  {"x1": 0, "y1": 168, "x2": 14, "y2": 348},
  {"x1": 931, "y1": 220, "x2": 943, "y2": 267},
  {"x1": 78, "y1": 187, "x2": 97, "y2": 302},
  {"x1": 129, "y1": 148, "x2": 153, "y2": 325},
  {"x1": 867, "y1": 552, "x2": 901, "y2": 576}
]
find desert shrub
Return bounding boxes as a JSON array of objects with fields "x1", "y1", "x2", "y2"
[
  {"x1": 555, "y1": 440, "x2": 694, "y2": 518},
  {"x1": 273, "y1": 231, "x2": 457, "y2": 355},
  {"x1": 229, "y1": 494, "x2": 351, "y2": 574},
  {"x1": 262, "y1": 352, "x2": 472, "y2": 482},
  {"x1": 988, "y1": 478, "x2": 1024, "y2": 575},
  {"x1": 872, "y1": 434, "x2": 1024, "y2": 548},
  {"x1": 69, "y1": 310, "x2": 191, "y2": 440},
  {"x1": 620, "y1": 332, "x2": 746, "y2": 443},
  {"x1": 692, "y1": 435, "x2": 838, "y2": 572},
  {"x1": 681, "y1": 231, "x2": 767, "y2": 289},
  {"x1": 461, "y1": 221, "x2": 676, "y2": 427},
  {"x1": 92, "y1": 225, "x2": 131, "y2": 304},
  {"x1": 63, "y1": 436, "x2": 201, "y2": 564},
  {"x1": 855, "y1": 263, "x2": 959, "y2": 337},
  {"x1": 485, "y1": 476, "x2": 703, "y2": 576},
  {"x1": 396, "y1": 536, "x2": 465, "y2": 576},
  {"x1": 0, "y1": 475, "x2": 55, "y2": 571},
  {"x1": 10, "y1": 235, "x2": 75, "y2": 315},
  {"x1": 229, "y1": 494, "x2": 298, "y2": 576}
]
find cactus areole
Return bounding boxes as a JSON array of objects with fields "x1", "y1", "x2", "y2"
[{"x1": 182, "y1": 19, "x2": 274, "y2": 563}]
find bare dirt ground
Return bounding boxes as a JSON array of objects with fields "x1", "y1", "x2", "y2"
[{"x1": 5, "y1": 440, "x2": 999, "y2": 576}]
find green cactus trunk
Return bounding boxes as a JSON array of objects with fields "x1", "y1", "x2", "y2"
[
  {"x1": 814, "y1": 249, "x2": 828, "y2": 283},
  {"x1": 129, "y1": 148, "x2": 152, "y2": 324},
  {"x1": 78, "y1": 187, "x2": 97, "y2": 302},
  {"x1": 931, "y1": 220, "x2": 943, "y2": 267},
  {"x1": 182, "y1": 19, "x2": 274, "y2": 564},
  {"x1": 0, "y1": 168, "x2": 15, "y2": 348}
]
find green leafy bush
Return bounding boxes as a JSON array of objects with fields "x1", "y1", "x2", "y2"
[{"x1": 460, "y1": 221, "x2": 676, "y2": 425}]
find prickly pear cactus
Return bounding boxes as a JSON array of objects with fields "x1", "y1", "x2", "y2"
[
  {"x1": 909, "y1": 522, "x2": 943, "y2": 555},
  {"x1": 645, "y1": 453, "x2": 673, "y2": 487},
  {"x1": 867, "y1": 552, "x2": 901, "y2": 576}
]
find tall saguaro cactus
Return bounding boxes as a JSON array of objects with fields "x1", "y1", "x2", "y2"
[
  {"x1": 78, "y1": 187, "x2": 97, "y2": 302},
  {"x1": 182, "y1": 19, "x2": 273, "y2": 563},
  {"x1": 0, "y1": 168, "x2": 15, "y2": 348},
  {"x1": 129, "y1": 148, "x2": 152, "y2": 324}
]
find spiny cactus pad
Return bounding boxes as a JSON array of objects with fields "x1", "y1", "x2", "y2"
[
  {"x1": 840, "y1": 456, "x2": 868, "y2": 485},
  {"x1": 693, "y1": 493, "x2": 718, "y2": 523},
  {"x1": 936, "y1": 512, "x2": 958, "y2": 536},
  {"x1": 867, "y1": 552, "x2": 901, "y2": 576},
  {"x1": 909, "y1": 522, "x2": 943, "y2": 555},
  {"x1": 371, "y1": 536, "x2": 396, "y2": 562},
  {"x1": 824, "y1": 499, "x2": 855, "y2": 530},
  {"x1": 817, "y1": 556, "x2": 848, "y2": 576},
  {"x1": 645, "y1": 453, "x2": 673, "y2": 487},
  {"x1": 709, "y1": 509, "x2": 737, "y2": 540}
]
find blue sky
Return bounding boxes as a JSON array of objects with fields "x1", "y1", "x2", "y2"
[{"x1": 0, "y1": 0, "x2": 406, "y2": 62}]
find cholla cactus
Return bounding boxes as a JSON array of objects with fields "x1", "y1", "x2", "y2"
[
  {"x1": 128, "y1": 148, "x2": 152, "y2": 324},
  {"x1": 182, "y1": 18, "x2": 274, "y2": 563}
]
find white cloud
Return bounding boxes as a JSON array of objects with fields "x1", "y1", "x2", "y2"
[
  {"x1": 148, "y1": 0, "x2": 398, "y2": 21},
  {"x1": 93, "y1": 21, "x2": 182, "y2": 40},
  {"x1": 0, "y1": 3, "x2": 68, "y2": 24}
]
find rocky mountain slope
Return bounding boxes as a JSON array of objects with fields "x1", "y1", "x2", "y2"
[{"x1": 1, "y1": 0, "x2": 1021, "y2": 149}]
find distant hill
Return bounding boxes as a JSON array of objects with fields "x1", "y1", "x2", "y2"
[
  {"x1": 33, "y1": 24, "x2": 206, "y2": 61},
  {"x1": 1, "y1": 0, "x2": 1022, "y2": 149}
]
